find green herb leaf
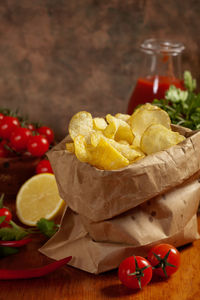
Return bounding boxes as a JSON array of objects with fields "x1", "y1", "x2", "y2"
[
  {"x1": 0, "y1": 246, "x2": 19, "y2": 258},
  {"x1": 184, "y1": 70, "x2": 196, "y2": 92},
  {"x1": 0, "y1": 227, "x2": 28, "y2": 241},
  {"x1": 0, "y1": 220, "x2": 29, "y2": 241},
  {"x1": 0, "y1": 194, "x2": 4, "y2": 209},
  {"x1": 36, "y1": 218, "x2": 59, "y2": 238},
  {"x1": 0, "y1": 216, "x2": 6, "y2": 225},
  {"x1": 152, "y1": 71, "x2": 200, "y2": 130},
  {"x1": 165, "y1": 85, "x2": 188, "y2": 103}
]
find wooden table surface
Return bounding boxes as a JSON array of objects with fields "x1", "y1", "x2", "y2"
[{"x1": 0, "y1": 198, "x2": 200, "y2": 300}]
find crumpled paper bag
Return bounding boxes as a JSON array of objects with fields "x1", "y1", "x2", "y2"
[{"x1": 39, "y1": 126, "x2": 200, "y2": 274}]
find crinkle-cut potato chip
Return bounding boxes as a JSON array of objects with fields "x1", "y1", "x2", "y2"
[
  {"x1": 104, "y1": 114, "x2": 134, "y2": 144},
  {"x1": 140, "y1": 124, "x2": 185, "y2": 155},
  {"x1": 66, "y1": 142, "x2": 75, "y2": 153},
  {"x1": 69, "y1": 111, "x2": 94, "y2": 143},
  {"x1": 74, "y1": 135, "x2": 90, "y2": 162},
  {"x1": 88, "y1": 137, "x2": 129, "y2": 170},
  {"x1": 93, "y1": 117, "x2": 107, "y2": 131},
  {"x1": 115, "y1": 113, "x2": 131, "y2": 123}
]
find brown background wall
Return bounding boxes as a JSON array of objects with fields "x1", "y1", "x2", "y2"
[{"x1": 0, "y1": 0, "x2": 199, "y2": 141}]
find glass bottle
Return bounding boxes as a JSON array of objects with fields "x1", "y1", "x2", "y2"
[{"x1": 127, "y1": 38, "x2": 185, "y2": 114}]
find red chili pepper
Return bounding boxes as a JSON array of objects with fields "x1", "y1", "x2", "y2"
[
  {"x1": 0, "y1": 238, "x2": 32, "y2": 248},
  {"x1": 0, "y1": 256, "x2": 72, "y2": 280}
]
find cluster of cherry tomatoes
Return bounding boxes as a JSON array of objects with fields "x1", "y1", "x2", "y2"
[
  {"x1": 0, "y1": 111, "x2": 54, "y2": 158},
  {"x1": 118, "y1": 243, "x2": 180, "y2": 290},
  {"x1": 0, "y1": 109, "x2": 54, "y2": 174}
]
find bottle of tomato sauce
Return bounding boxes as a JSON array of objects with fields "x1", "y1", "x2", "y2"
[{"x1": 127, "y1": 39, "x2": 185, "y2": 114}]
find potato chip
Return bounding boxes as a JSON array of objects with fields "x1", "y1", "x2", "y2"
[
  {"x1": 93, "y1": 117, "x2": 107, "y2": 131},
  {"x1": 69, "y1": 111, "x2": 93, "y2": 143},
  {"x1": 89, "y1": 137, "x2": 129, "y2": 170},
  {"x1": 115, "y1": 113, "x2": 131, "y2": 123},
  {"x1": 90, "y1": 131, "x2": 103, "y2": 147},
  {"x1": 91, "y1": 131, "x2": 144, "y2": 163},
  {"x1": 67, "y1": 107, "x2": 186, "y2": 171},
  {"x1": 118, "y1": 140, "x2": 130, "y2": 145},
  {"x1": 66, "y1": 142, "x2": 75, "y2": 153},
  {"x1": 108, "y1": 139, "x2": 144, "y2": 162},
  {"x1": 74, "y1": 135, "x2": 90, "y2": 162},
  {"x1": 104, "y1": 114, "x2": 134, "y2": 144},
  {"x1": 140, "y1": 124, "x2": 185, "y2": 155},
  {"x1": 129, "y1": 104, "x2": 170, "y2": 136},
  {"x1": 129, "y1": 104, "x2": 171, "y2": 147}
]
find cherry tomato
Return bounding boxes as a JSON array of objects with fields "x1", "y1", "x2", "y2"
[
  {"x1": 118, "y1": 256, "x2": 152, "y2": 289},
  {"x1": 27, "y1": 135, "x2": 49, "y2": 157},
  {"x1": 37, "y1": 126, "x2": 54, "y2": 144},
  {"x1": 10, "y1": 127, "x2": 32, "y2": 151},
  {"x1": 0, "y1": 113, "x2": 4, "y2": 123},
  {"x1": 27, "y1": 123, "x2": 36, "y2": 132},
  {"x1": 0, "y1": 207, "x2": 12, "y2": 227},
  {"x1": 36, "y1": 159, "x2": 53, "y2": 174},
  {"x1": 147, "y1": 244, "x2": 180, "y2": 278},
  {"x1": 0, "y1": 116, "x2": 20, "y2": 140}
]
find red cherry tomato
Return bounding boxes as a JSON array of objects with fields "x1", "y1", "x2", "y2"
[
  {"x1": 118, "y1": 256, "x2": 152, "y2": 290},
  {"x1": 0, "y1": 116, "x2": 20, "y2": 140},
  {"x1": 0, "y1": 113, "x2": 4, "y2": 123},
  {"x1": 10, "y1": 127, "x2": 32, "y2": 151},
  {"x1": 37, "y1": 126, "x2": 54, "y2": 144},
  {"x1": 36, "y1": 159, "x2": 53, "y2": 174},
  {"x1": 147, "y1": 244, "x2": 180, "y2": 278},
  {"x1": 27, "y1": 123, "x2": 36, "y2": 132},
  {"x1": 0, "y1": 207, "x2": 12, "y2": 227},
  {"x1": 27, "y1": 135, "x2": 49, "y2": 157}
]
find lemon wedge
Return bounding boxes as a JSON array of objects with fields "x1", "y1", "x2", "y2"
[{"x1": 16, "y1": 173, "x2": 65, "y2": 226}]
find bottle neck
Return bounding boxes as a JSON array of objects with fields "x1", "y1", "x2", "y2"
[
  {"x1": 139, "y1": 39, "x2": 185, "y2": 80},
  {"x1": 141, "y1": 52, "x2": 182, "y2": 80}
]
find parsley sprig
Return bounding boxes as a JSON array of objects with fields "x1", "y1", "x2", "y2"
[
  {"x1": 0, "y1": 218, "x2": 59, "y2": 241},
  {"x1": 152, "y1": 71, "x2": 200, "y2": 130}
]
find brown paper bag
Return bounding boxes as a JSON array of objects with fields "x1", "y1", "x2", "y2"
[{"x1": 40, "y1": 126, "x2": 200, "y2": 274}]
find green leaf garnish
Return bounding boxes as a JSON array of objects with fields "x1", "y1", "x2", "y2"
[
  {"x1": 36, "y1": 218, "x2": 59, "y2": 238},
  {"x1": 0, "y1": 216, "x2": 6, "y2": 225},
  {"x1": 0, "y1": 246, "x2": 19, "y2": 258},
  {"x1": 152, "y1": 71, "x2": 200, "y2": 130},
  {"x1": 184, "y1": 70, "x2": 196, "y2": 92}
]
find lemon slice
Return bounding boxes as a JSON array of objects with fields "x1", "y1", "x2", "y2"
[{"x1": 16, "y1": 173, "x2": 65, "y2": 226}]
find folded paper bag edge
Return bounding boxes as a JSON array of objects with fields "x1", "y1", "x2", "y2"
[
  {"x1": 39, "y1": 212, "x2": 199, "y2": 274},
  {"x1": 47, "y1": 128, "x2": 200, "y2": 222}
]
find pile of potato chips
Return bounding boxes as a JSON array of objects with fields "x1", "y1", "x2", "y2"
[{"x1": 66, "y1": 103, "x2": 185, "y2": 170}]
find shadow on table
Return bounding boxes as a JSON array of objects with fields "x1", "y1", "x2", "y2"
[{"x1": 101, "y1": 283, "x2": 141, "y2": 298}]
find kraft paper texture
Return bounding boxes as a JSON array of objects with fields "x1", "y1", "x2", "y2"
[{"x1": 40, "y1": 125, "x2": 200, "y2": 274}]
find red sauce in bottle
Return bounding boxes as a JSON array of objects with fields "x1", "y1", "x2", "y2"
[{"x1": 127, "y1": 75, "x2": 184, "y2": 115}]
